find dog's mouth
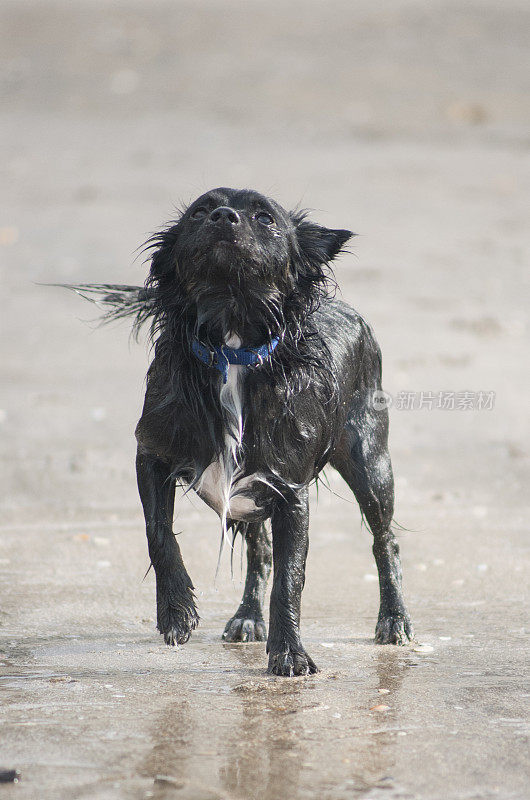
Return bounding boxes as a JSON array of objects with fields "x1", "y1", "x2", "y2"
[
  {"x1": 206, "y1": 234, "x2": 256, "y2": 273},
  {"x1": 201, "y1": 222, "x2": 239, "y2": 243},
  {"x1": 184, "y1": 231, "x2": 279, "y2": 303},
  {"x1": 192, "y1": 232, "x2": 245, "y2": 264}
]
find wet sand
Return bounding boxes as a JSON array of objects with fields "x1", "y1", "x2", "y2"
[{"x1": 1, "y1": 1, "x2": 529, "y2": 798}]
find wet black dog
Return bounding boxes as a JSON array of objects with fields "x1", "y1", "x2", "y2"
[{"x1": 61, "y1": 187, "x2": 413, "y2": 676}]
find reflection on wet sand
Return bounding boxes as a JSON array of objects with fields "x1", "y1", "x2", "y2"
[
  {"x1": 344, "y1": 647, "x2": 413, "y2": 796},
  {"x1": 139, "y1": 700, "x2": 194, "y2": 796},
  {"x1": 220, "y1": 674, "x2": 305, "y2": 798},
  {"x1": 220, "y1": 647, "x2": 414, "y2": 799},
  {"x1": 137, "y1": 642, "x2": 417, "y2": 799}
]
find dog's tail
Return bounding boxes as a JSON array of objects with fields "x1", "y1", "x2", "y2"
[{"x1": 45, "y1": 283, "x2": 155, "y2": 332}]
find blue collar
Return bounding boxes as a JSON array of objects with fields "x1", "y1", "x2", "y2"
[{"x1": 191, "y1": 336, "x2": 279, "y2": 383}]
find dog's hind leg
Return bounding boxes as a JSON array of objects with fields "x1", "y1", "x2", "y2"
[
  {"x1": 331, "y1": 408, "x2": 414, "y2": 645},
  {"x1": 267, "y1": 487, "x2": 317, "y2": 676},
  {"x1": 136, "y1": 451, "x2": 199, "y2": 646},
  {"x1": 222, "y1": 522, "x2": 271, "y2": 642}
]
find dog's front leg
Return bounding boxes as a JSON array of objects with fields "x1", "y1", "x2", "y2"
[
  {"x1": 136, "y1": 450, "x2": 199, "y2": 645},
  {"x1": 267, "y1": 486, "x2": 317, "y2": 676}
]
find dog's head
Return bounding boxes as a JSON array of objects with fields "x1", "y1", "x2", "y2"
[{"x1": 147, "y1": 188, "x2": 353, "y2": 342}]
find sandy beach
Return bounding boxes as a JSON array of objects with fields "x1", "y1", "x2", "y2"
[{"x1": 1, "y1": 2, "x2": 528, "y2": 798}]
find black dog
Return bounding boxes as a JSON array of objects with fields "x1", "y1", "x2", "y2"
[{"x1": 60, "y1": 187, "x2": 413, "y2": 676}]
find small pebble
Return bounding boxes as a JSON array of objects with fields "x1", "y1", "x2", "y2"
[
  {"x1": 378, "y1": 688, "x2": 390, "y2": 694},
  {"x1": 413, "y1": 643, "x2": 434, "y2": 653},
  {"x1": 439, "y1": 636, "x2": 452, "y2": 641},
  {"x1": 154, "y1": 775, "x2": 183, "y2": 788},
  {"x1": 370, "y1": 704, "x2": 390, "y2": 712},
  {"x1": 320, "y1": 642, "x2": 334, "y2": 648},
  {"x1": 446, "y1": 101, "x2": 488, "y2": 125},
  {"x1": 0, "y1": 227, "x2": 19, "y2": 246}
]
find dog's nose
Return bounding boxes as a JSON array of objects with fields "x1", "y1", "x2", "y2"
[{"x1": 209, "y1": 206, "x2": 241, "y2": 225}]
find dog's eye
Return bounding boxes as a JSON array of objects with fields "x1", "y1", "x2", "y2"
[
  {"x1": 191, "y1": 207, "x2": 208, "y2": 220},
  {"x1": 256, "y1": 212, "x2": 274, "y2": 226}
]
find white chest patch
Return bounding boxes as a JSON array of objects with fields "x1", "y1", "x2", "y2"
[{"x1": 195, "y1": 334, "x2": 260, "y2": 522}]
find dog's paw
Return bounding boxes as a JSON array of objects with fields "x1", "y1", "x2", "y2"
[
  {"x1": 157, "y1": 603, "x2": 199, "y2": 647},
  {"x1": 375, "y1": 614, "x2": 414, "y2": 645},
  {"x1": 222, "y1": 615, "x2": 267, "y2": 642},
  {"x1": 267, "y1": 647, "x2": 318, "y2": 677}
]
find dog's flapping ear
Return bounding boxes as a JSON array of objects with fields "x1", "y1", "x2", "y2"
[
  {"x1": 145, "y1": 224, "x2": 180, "y2": 281},
  {"x1": 289, "y1": 212, "x2": 354, "y2": 301},
  {"x1": 293, "y1": 216, "x2": 354, "y2": 268}
]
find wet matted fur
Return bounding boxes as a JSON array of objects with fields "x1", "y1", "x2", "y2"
[{"x1": 58, "y1": 187, "x2": 413, "y2": 676}]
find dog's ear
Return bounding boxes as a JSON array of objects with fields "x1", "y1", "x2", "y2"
[
  {"x1": 292, "y1": 215, "x2": 354, "y2": 267},
  {"x1": 287, "y1": 214, "x2": 353, "y2": 303},
  {"x1": 145, "y1": 224, "x2": 180, "y2": 280},
  {"x1": 149, "y1": 223, "x2": 178, "y2": 280}
]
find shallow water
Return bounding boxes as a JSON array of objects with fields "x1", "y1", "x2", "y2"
[{"x1": 1, "y1": 489, "x2": 528, "y2": 799}]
